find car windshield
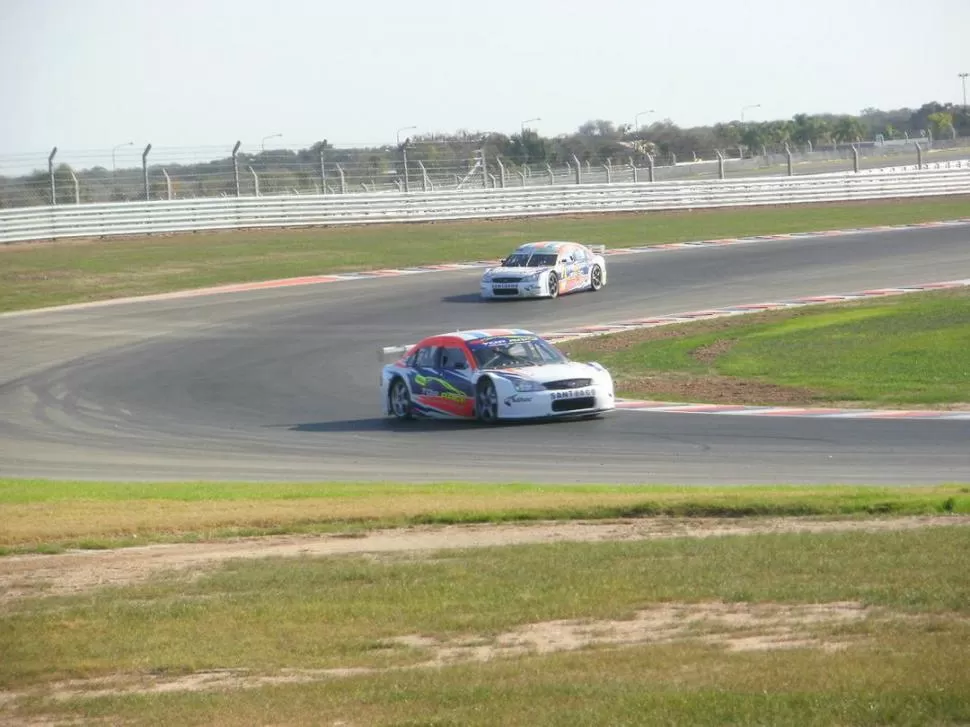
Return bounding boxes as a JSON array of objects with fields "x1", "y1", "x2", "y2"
[
  {"x1": 502, "y1": 252, "x2": 558, "y2": 268},
  {"x1": 468, "y1": 335, "x2": 568, "y2": 369}
]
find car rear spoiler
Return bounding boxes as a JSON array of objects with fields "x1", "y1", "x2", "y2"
[
  {"x1": 378, "y1": 344, "x2": 414, "y2": 364},
  {"x1": 588, "y1": 244, "x2": 606, "y2": 255}
]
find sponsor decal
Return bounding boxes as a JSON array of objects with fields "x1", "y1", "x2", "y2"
[
  {"x1": 504, "y1": 395, "x2": 533, "y2": 406},
  {"x1": 551, "y1": 388, "x2": 594, "y2": 400}
]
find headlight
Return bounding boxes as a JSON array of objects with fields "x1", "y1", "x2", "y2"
[
  {"x1": 522, "y1": 271, "x2": 541, "y2": 282},
  {"x1": 512, "y1": 379, "x2": 544, "y2": 392},
  {"x1": 481, "y1": 272, "x2": 493, "y2": 282}
]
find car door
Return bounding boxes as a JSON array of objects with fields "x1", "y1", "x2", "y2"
[
  {"x1": 561, "y1": 248, "x2": 584, "y2": 292},
  {"x1": 430, "y1": 345, "x2": 476, "y2": 417},
  {"x1": 571, "y1": 246, "x2": 591, "y2": 289},
  {"x1": 406, "y1": 345, "x2": 439, "y2": 402}
]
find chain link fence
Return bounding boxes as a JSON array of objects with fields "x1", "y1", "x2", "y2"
[{"x1": 2, "y1": 135, "x2": 969, "y2": 210}]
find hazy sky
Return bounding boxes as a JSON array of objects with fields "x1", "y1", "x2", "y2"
[{"x1": 2, "y1": 0, "x2": 968, "y2": 166}]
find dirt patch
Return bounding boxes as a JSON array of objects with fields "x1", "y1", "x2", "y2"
[
  {"x1": 618, "y1": 372, "x2": 823, "y2": 406},
  {"x1": 2, "y1": 516, "x2": 968, "y2": 606},
  {"x1": 689, "y1": 337, "x2": 735, "y2": 364},
  {"x1": 0, "y1": 599, "x2": 946, "y2": 706}
]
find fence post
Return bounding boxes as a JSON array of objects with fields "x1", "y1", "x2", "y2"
[
  {"x1": 496, "y1": 156, "x2": 505, "y2": 188},
  {"x1": 480, "y1": 150, "x2": 488, "y2": 189},
  {"x1": 142, "y1": 143, "x2": 152, "y2": 200},
  {"x1": 546, "y1": 163, "x2": 554, "y2": 185},
  {"x1": 647, "y1": 154, "x2": 655, "y2": 182},
  {"x1": 915, "y1": 142, "x2": 922, "y2": 169},
  {"x1": 48, "y1": 147, "x2": 57, "y2": 205},
  {"x1": 402, "y1": 142, "x2": 411, "y2": 193},
  {"x1": 248, "y1": 166, "x2": 260, "y2": 196},
  {"x1": 232, "y1": 141, "x2": 242, "y2": 197},
  {"x1": 162, "y1": 169, "x2": 173, "y2": 200},
  {"x1": 70, "y1": 169, "x2": 80, "y2": 204},
  {"x1": 336, "y1": 164, "x2": 346, "y2": 193},
  {"x1": 785, "y1": 143, "x2": 793, "y2": 176},
  {"x1": 670, "y1": 152, "x2": 677, "y2": 166},
  {"x1": 572, "y1": 154, "x2": 581, "y2": 184},
  {"x1": 319, "y1": 148, "x2": 326, "y2": 194},
  {"x1": 629, "y1": 156, "x2": 638, "y2": 183},
  {"x1": 417, "y1": 160, "x2": 429, "y2": 191},
  {"x1": 716, "y1": 150, "x2": 725, "y2": 179},
  {"x1": 602, "y1": 163, "x2": 612, "y2": 184},
  {"x1": 517, "y1": 169, "x2": 526, "y2": 186},
  {"x1": 851, "y1": 144, "x2": 859, "y2": 173}
]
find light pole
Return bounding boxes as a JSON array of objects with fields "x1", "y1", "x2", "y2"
[
  {"x1": 520, "y1": 118, "x2": 540, "y2": 168},
  {"x1": 634, "y1": 109, "x2": 655, "y2": 138},
  {"x1": 741, "y1": 104, "x2": 761, "y2": 125},
  {"x1": 261, "y1": 133, "x2": 282, "y2": 152},
  {"x1": 396, "y1": 126, "x2": 417, "y2": 193},
  {"x1": 112, "y1": 141, "x2": 134, "y2": 172},
  {"x1": 396, "y1": 125, "x2": 417, "y2": 147},
  {"x1": 960, "y1": 73, "x2": 968, "y2": 110}
]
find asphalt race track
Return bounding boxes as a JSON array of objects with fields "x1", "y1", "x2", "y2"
[{"x1": 2, "y1": 224, "x2": 970, "y2": 485}]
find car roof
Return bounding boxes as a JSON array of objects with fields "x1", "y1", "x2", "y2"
[
  {"x1": 512, "y1": 241, "x2": 580, "y2": 254},
  {"x1": 420, "y1": 329, "x2": 538, "y2": 344}
]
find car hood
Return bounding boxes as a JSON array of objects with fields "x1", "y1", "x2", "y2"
[
  {"x1": 482, "y1": 266, "x2": 553, "y2": 278},
  {"x1": 484, "y1": 362, "x2": 607, "y2": 383}
]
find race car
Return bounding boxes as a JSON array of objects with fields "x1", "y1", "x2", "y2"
[
  {"x1": 379, "y1": 328, "x2": 615, "y2": 422},
  {"x1": 479, "y1": 241, "x2": 608, "y2": 300}
]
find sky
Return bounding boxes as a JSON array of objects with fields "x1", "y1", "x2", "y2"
[{"x1": 1, "y1": 0, "x2": 968, "y2": 171}]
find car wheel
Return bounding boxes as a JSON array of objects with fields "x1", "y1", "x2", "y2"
[
  {"x1": 589, "y1": 264, "x2": 604, "y2": 291},
  {"x1": 547, "y1": 272, "x2": 560, "y2": 299},
  {"x1": 389, "y1": 378, "x2": 414, "y2": 420},
  {"x1": 476, "y1": 378, "x2": 499, "y2": 423}
]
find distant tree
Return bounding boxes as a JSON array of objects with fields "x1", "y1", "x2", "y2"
[{"x1": 927, "y1": 111, "x2": 955, "y2": 138}]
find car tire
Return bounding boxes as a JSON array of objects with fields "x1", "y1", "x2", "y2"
[
  {"x1": 388, "y1": 377, "x2": 414, "y2": 420},
  {"x1": 589, "y1": 264, "x2": 604, "y2": 291},
  {"x1": 476, "y1": 378, "x2": 500, "y2": 423},
  {"x1": 547, "y1": 272, "x2": 560, "y2": 299}
]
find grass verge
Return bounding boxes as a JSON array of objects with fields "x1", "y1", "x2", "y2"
[
  {"x1": 2, "y1": 523, "x2": 969, "y2": 725},
  {"x1": 3, "y1": 196, "x2": 970, "y2": 313},
  {"x1": 559, "y1": 287, "x2": 970, "y2": 408},
  {"x1": 1, "y1": 479, "x2": 969, "y2": 553}
]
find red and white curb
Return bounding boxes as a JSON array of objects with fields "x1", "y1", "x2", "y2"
[
  {"x1": 3, "y1": 217, "x2": 970, "y2": 319},
  {"x1": 541, "y1": 278, "x2": 970, "y2": 421}
]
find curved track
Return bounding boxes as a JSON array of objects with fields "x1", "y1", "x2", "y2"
[{"x1": 2, "y1": 225, "x2": 970, "y2": 484}]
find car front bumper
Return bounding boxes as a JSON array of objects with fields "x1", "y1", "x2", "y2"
[
  {"x1": 480, "y1": 277, "x2": 550, "y2": 299},
  {"x1": 498, "y1": 382, "x2": 615, "y2": 419}
]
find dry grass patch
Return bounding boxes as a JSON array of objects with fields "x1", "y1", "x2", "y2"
[
  {"x1": 3, "y1": 515, "x2": 967, "y2": 605},
  {"x1": 0, "y1": 600, "x2": 913, "y2": 704}
]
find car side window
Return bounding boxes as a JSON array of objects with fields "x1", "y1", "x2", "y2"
[
  {"x1": 411, "y1": 346, "x2": 436, "y2": 368},
  {"x1": 438, "y1": 346, "x2": 470, "y2": 371},
  {"x1": 572, "y1": 247, "x2": 588, "y2": 263}
]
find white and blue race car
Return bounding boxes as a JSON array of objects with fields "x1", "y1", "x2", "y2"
[
  {"x1": 480, "y1": 241, "x2": 608, "y2": 300},
  {"x1": 379, "y1": 328, "x2": 615, "y2": 422}
]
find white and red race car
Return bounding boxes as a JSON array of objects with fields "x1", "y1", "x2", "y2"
[
  {"x1": 479, "y1": 241, "x2": 608, "y2": 300},
  {"x1": 379, "y1": 328, "x2": 615, "y2": 422}
]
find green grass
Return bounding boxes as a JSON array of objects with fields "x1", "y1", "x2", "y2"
[
  {"x1": 2, "y1": 479, "x2": 969, "y2": 553},
  {"x1": 3, "y1": 526, "x2": 970, "y2": 725},
  {"x1": 3, "y1": 196, "x2": 970, "y2": 312},
  {"x1": 561, "y1": 287, "x2": 970, "y2": 407}
]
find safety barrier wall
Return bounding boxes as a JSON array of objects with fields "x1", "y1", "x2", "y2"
[{"x1": 3, "y1": 167, "x2": 970, "y2": 244}]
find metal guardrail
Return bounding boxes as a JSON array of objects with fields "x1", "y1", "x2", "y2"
[{"x1": 2, "y1": 167, "x2": 970, "y2": 244}]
